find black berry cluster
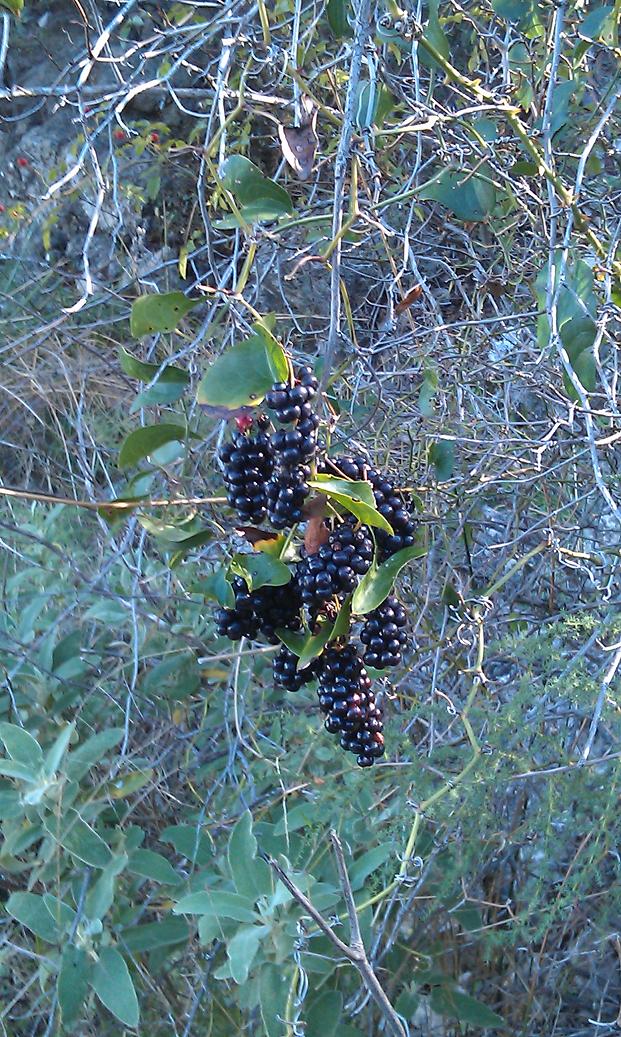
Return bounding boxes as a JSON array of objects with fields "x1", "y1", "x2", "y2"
[
  {"x1": 218, "y1": 427, "x2": 273, "y2": 525},
  {"x1": 214, "y1": 577, "x2": 301, "y2": 643},
  {"x1": 214, "y1": 577, "x2": 259, "y2": 641},
  {"x1": 297, "y1": 521, "x2": 374, "y2": 612},
  {"x1": 273, "y1": 645, "x2": 319, "y2": 693},
  {"x1": 360, "y1": 596, "x2": 408, "y2": 669},
  {"x1": 317, "y1": 645, "x2": 385, "y2": 768},
  {"x1": 265, "y1": 367, "x2": 320, "y2": 529},
  {"x1": 265, "y1": 366, "x2": 319, "y2": 423},
  {"x1": 266, "y1": 466, "x2": 311, "y2": 530},
  {"x1": 325, "y1": 455, "x2": 417, "y2": 560}
]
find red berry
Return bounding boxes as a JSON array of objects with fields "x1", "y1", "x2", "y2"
[
  {"x1": 0, "y1": 204, "x2": 5, "y2": 213},
  {"x1": 113, "y1": 129, "x2": 126, "y2": 142},
  {"x1": 149, "y1": 131, "x2": 160, "y2": 143},
  {"x1": 16, "y1": 156, "x2": 29, "y2": 169},
  {"x1": 235, "y1": 414, "x2": 254, "y2": 432}
]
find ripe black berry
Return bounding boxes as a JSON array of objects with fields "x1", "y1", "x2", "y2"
[
  {"x1": 219, "y1": 428, "x2": 273, "y2": 524},
  {"x1": 265, "y1": 366, "x2": 319, "y2": 424},
  {"x1": 360, "y1": 596, "x2": 408, "y2": 668},
  {"x1": 266, "y1": 466, "x2": 311, "y2": 529},
  {"x1": 297, "y1": 521, "x2": 374, "y2": 612},
  {"x1": 214, "y1": 577, "x2": 259, "y2": 641},
  {"x1": 316, "y1": 644, "x2": 385, "y2": 767},
  {"x1": 274, "y1": 645, "x2": 319, "y2": 692}
]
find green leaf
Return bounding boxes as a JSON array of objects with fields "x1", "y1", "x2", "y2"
[
  {"x1": 430, "y1": 986, "x2": 507, "y2": 1028},
  {"x1": 160, "y1": 824, "x2": 212, "y2": 865},
  {"x1": 421, "y1": 168, "x2": 496, "y2": 222},
  {"x1": 197, "y1": 330, "x2": 287, "y2": 410},
  {"x1": 0, "y1": 759, "x2": 39, "y2": 782},
  {"x1": 297, "y1": 621, "x2": 333, "y2": 671},
  {"x1": 306, "y1": 990, "x2": 344, "y2": 1037},
  {"x1": 64, "y1": 729, "x2": 124, "y2": 781},
  {"x1": 91, "y1": 947, "x2": 140, "y2": 1028},
  {"x1": 226, "y1": 925, "x2": 269, "y2": 984},
  {"x1": 429, "y1": 440, "x2": 455, "y2": 480},
  {"x1": 6, "y1": 892, "x2": 60, "y2": 942},
  {"x1": 58, "y1": 945, "x2": 91, "y2": 1028},
  {"x1": 255, "y1": 320, "x2": 289, "y2": 382},
  {"x1": 121, "y1": 916, "x2": 189, "y2": 953},
  {"x1": 53, "y1": 810, "x2": 112, "y2": 868},
  {"x1": 308, "y1": 478, "x2": 393, "y2": 533},
  {"x1": 127, "y1": 848, "x2": 180, "y2": 885},
  {"x1": 43, "y1": 723, "x2": 75, "y2": 777},
  {"x1": 260, "y1": 963, "x2": 291, "y2": 1037},
  {"x1": 197, "y1": 568, "x2": 235, "y2": 608},
  {"x1": 352, "y1": 544, "x2": 427, "y2": 615},
  {"x1": 355, "y1": 83, "x2": 394, "y2": 129},
  {"x1": 421, "y1": 0, "x2": 450, "y2": 68},
  {"x1": 231, "y1": 553, "x2": 292, "y2": 591},
  {"x1": 350, "y1": 843, "x2": 394, "y2": 889},
  {"x1": 43, "y1": 894, "x2": 75, "y2": 932},
  {"x1": 560, "y1": 316, "x2": 597, "y2": 362},
  {"x1": 174, "y1": 890, "x2": 259, "y2": 922},
  {"x1": 119, "y1": 347, "x2": 190, "y2": 386},
  {"x1": 118, "y1": 423, "x2": 187, "y2": 469},
  {"x1": 580, "y1": 5, "x2": 615, "y2": 42},
  {"x1": 0, "y1": 722, "x2": 42, "y2": 766},
  {"x1": 130, "y1": 291, "x2": 200, "y2": 337},
  {"x1": 86, "y1": 854, "x2": 128, "y2": 922},
  {"x1": 0, "y1": 786, "x2": 23, "y2": 818},
  {"x1": 0, "y1": 0, "x2": 23, "y2": 14},
  {"x1": 492, "y1": 0, "x2": 533, "y2": 20},
  {"x1": 228, "y1": 810, "x2": 272, "y2": 900},
  {"x1": 221, "y1": 155, "x2": 293, "y2": 222},
  {"x1": 327, "y1": 0, "x2": 352, "y2": 36}
]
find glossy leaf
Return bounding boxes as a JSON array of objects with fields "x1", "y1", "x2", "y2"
[
  {"x1": 197, "y1": 568, "x2": 235, "y2": 608},
  {"x1": 91, "y1": 947, "x2": 140, "y2": 1028},
  {"x1": 308, "y1": 478, "x2": 393, "y2": 533},
  {"x1": 118, "y1": 423, "x2": 187, "y2": 469},
  {"x1": 58, "y1": 945, "x2": 91, "y2": 1028},
  {"x1": 231, "y1": 553, "x2": 292, "y2": 591},
  {"x1": 221, "y1": 155, "x2": 293, "y2": 222},
  {"x1": 0, "y1": 0, "x2": 23, "y2": 14},
  {"x1": 352, "y1": 545, "x2": 427, "y2": 615},
  {"x1": 119, "y1": 347, "x2": 190, "y2": 386},
  {"x1": 197, "y1": 329, "x2": 287, "y2": 409},
  {"x1": 297, "y1": 621, "x2": 333, "y2": 671},
  {"x1": 130, "y1": 291, "x2": 199, "y2": 337}
]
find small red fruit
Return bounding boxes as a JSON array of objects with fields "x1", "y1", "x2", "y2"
[
  {"x1": 113, "y1": 129, "x2": 126, "y2": 142},
  {"x1": 149, "y1": 131, "x2": 160, "y2": 144},
  {"x1": 0, "y1": 204, "x2": 5, "y2": 213},
  {"x1": 16, "y1": 156, "x2": 29, "y2": 168},
  {"x1": 235, "y1": 414, "x2": 254, "y2": 432}
]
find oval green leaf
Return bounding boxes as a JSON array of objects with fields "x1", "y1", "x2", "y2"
[
  {"x1": 118, "y1": 423, "x2": 186, "y2": 469},
  {"x1": 231, "y1": 553, "x2": 292, "y2": 591},
  {"x1": 130, "y1": 291, "x2": 200, "y2": 337},
  {"x1": 421, "y1": 168, "x2": 496, "y2": 222},
  {"x1": 198, "y1": 332, "x2": 287, "y2": 410},
  {"x1": 221, "y1": 155, "x2": 293, "y2": 222},
  {"x1": 308, "y1": 480, "x2": 393, "y2": 533},
  {"x1": 352, "y1": 544, "x2": 427, "y2": 615},
  {"x1": 91, "y1": 947, "x2": 140, "y2": 1028}
]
